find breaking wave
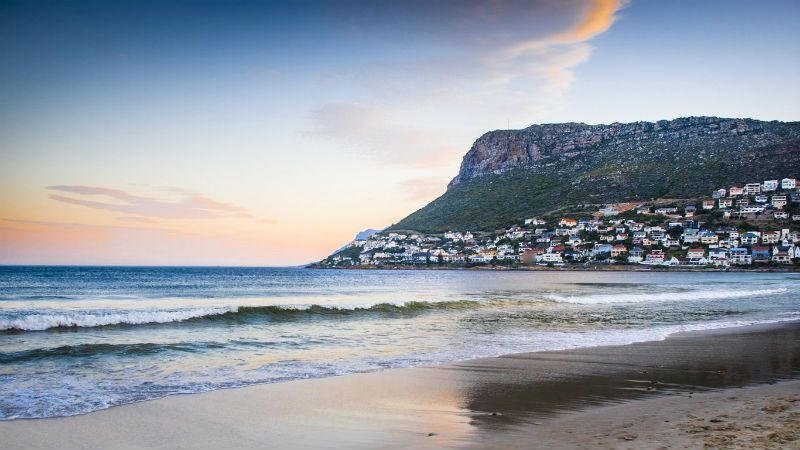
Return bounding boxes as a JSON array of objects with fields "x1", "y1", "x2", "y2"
[
  {"x1": 0, "y1": 307, "x2": 236, "y2": 332},
  {"x1": 547, "y1": 288, "x2": 788, "y2": 305},
  {"x1": 0, "y1": 300, "x2": 489, "y2": 332},
  {"x1": 2, "y1": 287, "x2": 791, "y2": 332}
]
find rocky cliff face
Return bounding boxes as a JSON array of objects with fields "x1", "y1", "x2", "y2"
[
  {"x1": 449, "y1": 117, "x2": 787, "y2": 188},
  {"x1": 389, "y1": 116, "x2": 800, "y2": 233}
]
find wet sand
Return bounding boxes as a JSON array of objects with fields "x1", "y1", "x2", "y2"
[
  {"x1": 479, "y1": 379, "x2": 800, "y2": 449},
  {"x1": 1, "y1": 321, "x2": 798, "y2": 449}
]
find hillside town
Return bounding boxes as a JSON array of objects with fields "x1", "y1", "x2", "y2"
[{"x1": 320, "y1": 177, "x2": 800, "y2": 269}]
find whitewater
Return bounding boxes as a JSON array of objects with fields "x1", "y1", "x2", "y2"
[{"x1": 1, "y1": 266, "x2": 798, "y2": 419}]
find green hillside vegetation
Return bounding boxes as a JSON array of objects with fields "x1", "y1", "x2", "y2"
[{"x1": 390, "y1": 122, "x2": 800, "y2": 233}]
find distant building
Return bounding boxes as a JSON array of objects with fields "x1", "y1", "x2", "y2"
[
  {"x1": 729, "y1": 248, "x2": 752, "y2": 265},
  {"x1": 740, "y1": 232, "x2": 760, "y2": 245},
  {"x1": 611, "y1": 245, "x2": 627, "y2": 257},
  {"x1": 699, "y1": 231, "x2": 719, "y2": 244},
  {"x1": 772, "y1": 195, "x2": 787, "y2": 209},
  {"x1": 751, "y1": 246, "x2": 771, "y2": 262},
  {"x1": 558, "y1": 218, "x2": 578, "y2": 227},
  {"x1": 686, "y1": 248, "x2": 706, "y2": 259},
  {"x1": 761, "y1": 231, "x2": 780, "y2": 244},
  {"x1": 655, "y1": 207, "x2": 678, "y2": 215},
  {"x1": 599, "y1": 206, "x2": 620, "y2": 216},
  {"x1": 645, "y1": 249, "x2": 665, "y2": 264},
  {"x1": 762, "y1": 180, "x2": 779, "y2": 191},
  {"x1": 628, "y1": 247, "x2": 644, "y2": 263},
  {"x1": 772, "y1": 249, "x2": 793, "y2": 264},
  {"x1": 744, "y1": 183, "x2": 762, "y2": 195}
]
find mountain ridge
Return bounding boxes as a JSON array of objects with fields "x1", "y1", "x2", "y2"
[{"x1": 390, "y1": 116, "x2": 800, "y2": 233}]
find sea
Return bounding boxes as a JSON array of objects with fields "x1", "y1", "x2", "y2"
[{"x1": 1, "y1": 266, "x2": 798, "y2": 420}]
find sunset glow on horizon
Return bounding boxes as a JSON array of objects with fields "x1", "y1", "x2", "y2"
[{"x1": 2, "y1": 0, "x2": 799, "y2": 265}]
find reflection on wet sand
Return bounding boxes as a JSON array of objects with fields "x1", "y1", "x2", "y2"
[
  {"x1": 1, "y1": 322, "x2": 798, "y2": 449},
  {"x1": 455, "y1": 321, "x2": 800, "y2": 434}
]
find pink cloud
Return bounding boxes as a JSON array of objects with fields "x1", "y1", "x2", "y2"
[{"x1": 46, "y1": 185, "x2": 251, "y2": 219}]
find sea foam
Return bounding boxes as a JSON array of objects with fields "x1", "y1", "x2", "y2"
[
  {"x1": 546, "y1": 287, "x2": 788, "y2": 304},
  {"x1": 0, "y1": 300, "x2": 490, "y2": 331},
  {"x1": 0, "y1": 307, "x2": 236, "y2": 331}
]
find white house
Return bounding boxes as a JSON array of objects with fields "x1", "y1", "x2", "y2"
[
  {"x1": 771, "y1": 248, "x2": 793, "y2": 264},
  {"x1": 655, "y1": 207, "x2": 678, "y2": 215},
  {"x1": 781, "y1": 178, "x2": 796, "y2": 189},
  {"x1": 539, "y1": 252, "x2": 564, "y2": 263},
  {"x1": 683, "y1": 229, "x2": 701, "y2": 243},
  {"x1": 442, "y1": 254, "x2": 466, "y2": 263},
  {"x1": 729, "y1": 248, "x2": 752, "y2": 265},
  {"x1": 599, "y1": 206, "x2": 620, "y2": 216},
  {"x1": 771, "y1": 195, "x2": 787, "y2": 209},
  {"x1": 762, "y1": 180, "x2": 779, "y2": 191},
  {"x1": 686, "y1": 248, "x2": 706, "y2": 259},
  {"x1": 740, "y1": 232, "x2": 760, "y2": 245},
  {"x1": 708, "y1": 248, "x2": 728, "y2": 265},
  {"x1": 744, "y1": 183, "x2": 761, "y2": 195},
  {"x1": 740, "y1": 205, "x2": 765, "y2": 214},
  {"x1": 627, "y1": 247, "x2": 644, "y2": 263},
  {"x1": 469, "y1": 254, "x2": 492, "y2": 263},
  {"x1": 687, "y1": 256, "x2": 709, "y2": 265}
]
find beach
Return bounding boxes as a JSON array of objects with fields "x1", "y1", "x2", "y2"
[{"x1": 2, "y1": 320, "x2": 798, "y2": 449}]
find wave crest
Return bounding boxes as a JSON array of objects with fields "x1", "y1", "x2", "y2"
[
  {"x1": 0, "y1": 300, "x2": 486, "y2": 332},
  {"x1": 0, "y1": 307, "x2": 236, "y2": 332},
  {"x1": 546, "y1": 288, "x2": 788, "y2": 304}
]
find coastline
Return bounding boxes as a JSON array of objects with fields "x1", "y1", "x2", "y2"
[
  {"x1": 1, "y1": 320, "x2": 798, "y2": 449},
  {"x1": 307, "y1": 263, "x2": 800, "y2": 272}
]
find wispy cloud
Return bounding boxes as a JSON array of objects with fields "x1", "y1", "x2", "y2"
[
  {"x1": 307, "y1": 103, "x2": 461, "y2": 167},
  {"x1": 0, "y1": 218, "x2": 293, "y2": 265},
  {"x1": 46, "y1": 185, "x2": 251, "y2": 219},
  {"x1": 116, "y1": 216, "x2": 158, "y2": 223},
  {"x1": 307, "y1": 0, "x2": 627, "y2": 167}
]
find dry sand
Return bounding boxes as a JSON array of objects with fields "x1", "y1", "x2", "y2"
[{"x1": 1, "y1": 321, "x2": 798, "y2": 449}]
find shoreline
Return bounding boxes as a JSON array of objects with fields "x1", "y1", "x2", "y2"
[
  {"x1": 307, "y1": 263, "x2": 800, "y2": 272},
  {"x1": 1, "y1": 320, "x2": 798, "y2": 449}
]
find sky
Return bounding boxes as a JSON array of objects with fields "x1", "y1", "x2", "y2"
[{"x1": 1, "y1": 0, "x2": 798, "y2": 266}]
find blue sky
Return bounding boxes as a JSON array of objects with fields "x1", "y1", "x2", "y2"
[{"x1": 1, "y1": 0, "x2": 798, "y2": 265}]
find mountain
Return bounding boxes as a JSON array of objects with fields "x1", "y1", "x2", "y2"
[
  {"x1": 389, "y1": 117, "x2": 800, "y2": 233},
  {"x1": 332, "y1": 229, "x2": 381, "y2": 254},
  {"x1": 354, "y1": 229, "x2": 381, "y2": 240}
]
